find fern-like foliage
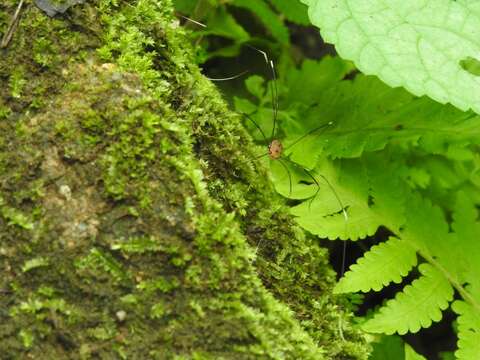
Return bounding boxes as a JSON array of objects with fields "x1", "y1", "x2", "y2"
[
  {"x1": 362, "y1": 263, "x2": 453, "y2": 335},
  {"x1": 452, "y1": 301, "x2": 480, "y2": 360},
  {"x1": 334, "y1": 237, "x2": 417, "y2": 293},
  {"x1": 333, "y1": 192, "x2": 476, "y2": 338},
  {"x1": 290, "y1": 153, "x2": 408, "y2": 240},
  {"x1": 237, "y1": 54, "x2": 480, "y2": 358}
]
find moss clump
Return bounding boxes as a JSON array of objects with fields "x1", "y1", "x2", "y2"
[{"x1": 0, "y1": 0, "x2": 369, "y2": 358}]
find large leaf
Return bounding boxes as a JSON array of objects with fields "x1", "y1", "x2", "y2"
[
  {"x1": 282, "y1": 74, "x2": 480, "y2": 167},
  {"x1": 300, "y1": 0, "x2": 480, "y2": 114}
]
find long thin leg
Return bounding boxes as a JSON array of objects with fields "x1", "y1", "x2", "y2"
[
  {"x1": 244, "y1": 45, "x2": 278, "y2": 142},
  {"x1": 283, "y1": 121, "x2": 334, "y2": 152},
  {"x1": 315, "y1": 172, "x2": 348, "y2": 222},
  {"x1": 277, "y1": 158, "x2": 292, "y2": 198},
  {"x1": 206, "y1": 70, "x2": 249, "y2": 82},
  {"x1": 241, "y1": 112, "x2": 269, "y2": 144},
  {"x1": 281, "y1": 158, "x2": 318, "y2": 209},
  {"x1": 236, "y1": 151, "x2": 270, "y2": 169},
  {"x1": 177, "y1": 14, "x2": 207, "y2": 28},
  {"x1": 340, "y1": 241, "x2": 347, "y2": 277},
  {"x1": 254, "y1": 152, "x2": 270, "y2": 160},
  {"x1": 237, "y1": 114, "x2": 270, "y2": 166},
  {"x1": 300, "y1": 167, "x2": 321, "y2": 210},
  {"x1": 282, "y1": 158, "x2": 348, "y2": 221},
  {"x1": 269, "y1": 60, "x2": 279, "y2": 141}
]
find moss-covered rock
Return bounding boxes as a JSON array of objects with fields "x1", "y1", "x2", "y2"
[{"x1": 0, "y1": 0, "x2": 369, "y2": 358}]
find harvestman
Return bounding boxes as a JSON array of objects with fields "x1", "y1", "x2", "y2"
[
  {"x1": 242, "y1": 47, "x2": 348, "y2": 220},
  {"x1": 179, "y1": 15, "x2": 349, "y2": 276}
]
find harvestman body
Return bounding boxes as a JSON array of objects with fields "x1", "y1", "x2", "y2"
[{"x1": 268, "y1": 139, "x2": 283, "y2": 159}]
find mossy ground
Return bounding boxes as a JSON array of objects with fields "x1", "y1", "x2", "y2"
[{"x1": 0, "y1": 0, "x2": 369, "y2": 358}]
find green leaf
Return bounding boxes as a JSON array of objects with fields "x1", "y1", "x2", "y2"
[
  {"x1": 300, "y1": 0, "x2": 480, "y2": 114},
  {"x1": 460, "y1": 56, "x2": 480, "y2": 77},
  {"x1": 370, "y1": 335, "x2": 405, "y2": 360},
  {"x1": 451, "y1": 192, "x2": 480, "y2": 300},
  {"x1": 0, "y1": 197, "x2": 34, "y2": 230},
  {"x1": 400, "y1": 194, "x2": 463, "y2": 284},
  {"x1": 232, "y1": 0, "x2": 290, "y2": 45},
  {"x1": 362, "y1": 263, "x2": 454, "y2": 335},
  {"x1": 439, "y1": 352, "x2": 455, "y2": 360},
  {"x1": 204, "y1": 6, "x2": 250, "y2": 42},
  {"x1": 289, "y1": 153, "x2": 407, "y2": 240},
  {"x1": 244, "y1": 75, "x2": 266, "y2": 100},
  {"x1": 241, "y1": 56, "x2": 480, "y2": 170},
  {"x1": 173, "y1": 0, "x2": 198, "y2": 14},
  {"x1": 282, "y1": 75, "x2": 480, "y2": 165},
  {"x1": 284, "y1": 56, "x2": 354, "y2": 105},
  {"x1": 405, "y1": 344, "x2": 427, "y2": 360},
  {"x1": 22, "y1": 257, "x2": 49, "y2": 273},
  {"x1": 289, "y1": 158, "x2": 381, "y2": 240},
  {"x1": 452, "y1": 300, "x2": 480, "y2": 360},
  {"x1": 268, "y1": 0, "x2": 310, "y2": 25},
  {"x1": 334, "y1": 237, "x2": 417, "y2": 293}
]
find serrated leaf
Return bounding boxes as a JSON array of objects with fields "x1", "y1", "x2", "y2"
[
  {"x1": 452, "y1": 193, "x2": 480, "y2": 300},
  {"x1": 289, "y1": 158, "x2": 378, "y2": 240},
  {"x1": 244, "y1": 75, "x2": 266, "y2": 100},
  {"x1": 284, "y1": 56, "x2": 354, "y2": 105},
  {"x1": 452, "y1": 300, "x2": 480, "y2": 360},
  {"x1": 282, "y1": 75, "x2": 480, "y2": 165},
  {"x1": 202, "y1": 6, "x2": 250, "y2": 42},
  {"x1": 241, "y1": 56, "x2": 480, "y2": 167},
  {"x1": 300, "y1": 0, "x2": 480, "y2": 114},
  {"x1": 362, "y1": 263, "x2": 453, "y2": 335},
  {"x1": 288, "y1": 153, "x2": 407, "y2": 240},
  {"x1": 400, "y1": 194, "x2": 463, "y2": 284},
  {"x1": 334, "y1": 237, "x2": 417, "y2": 293}
]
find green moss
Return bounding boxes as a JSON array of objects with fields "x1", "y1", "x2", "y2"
[
  {"x1": 0, "y1": 196, "x2": 34, "y2": 229},
  {"x1": 18, "y1": 329, "x2": 34, "y2": 348},
  {"x1": 9, "y1": 286, "x2": 82, "y2": 350},
  {"x1": 75, "y1": 248, "x2": 131, "y2": 283},
  {"x1": 9, "y1": 67, "x2": 26, "y2": 99},
  {"x1": 101, "y1": 99, "x2": 163, "y2": 203},
  {"x1": 21, "y1": 257, "x2": 49, "y2": 272},
  {"x1": 0, "y1": 103, "x2": 11, "y2": 120},
  {"x1": 33, "y1": 37, "x2": 59, "y2": 68}
]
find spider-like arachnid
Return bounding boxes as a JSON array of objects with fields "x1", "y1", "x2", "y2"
[{"x1": 240, "y1": 47, "x2": 347, "y2": 219}]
